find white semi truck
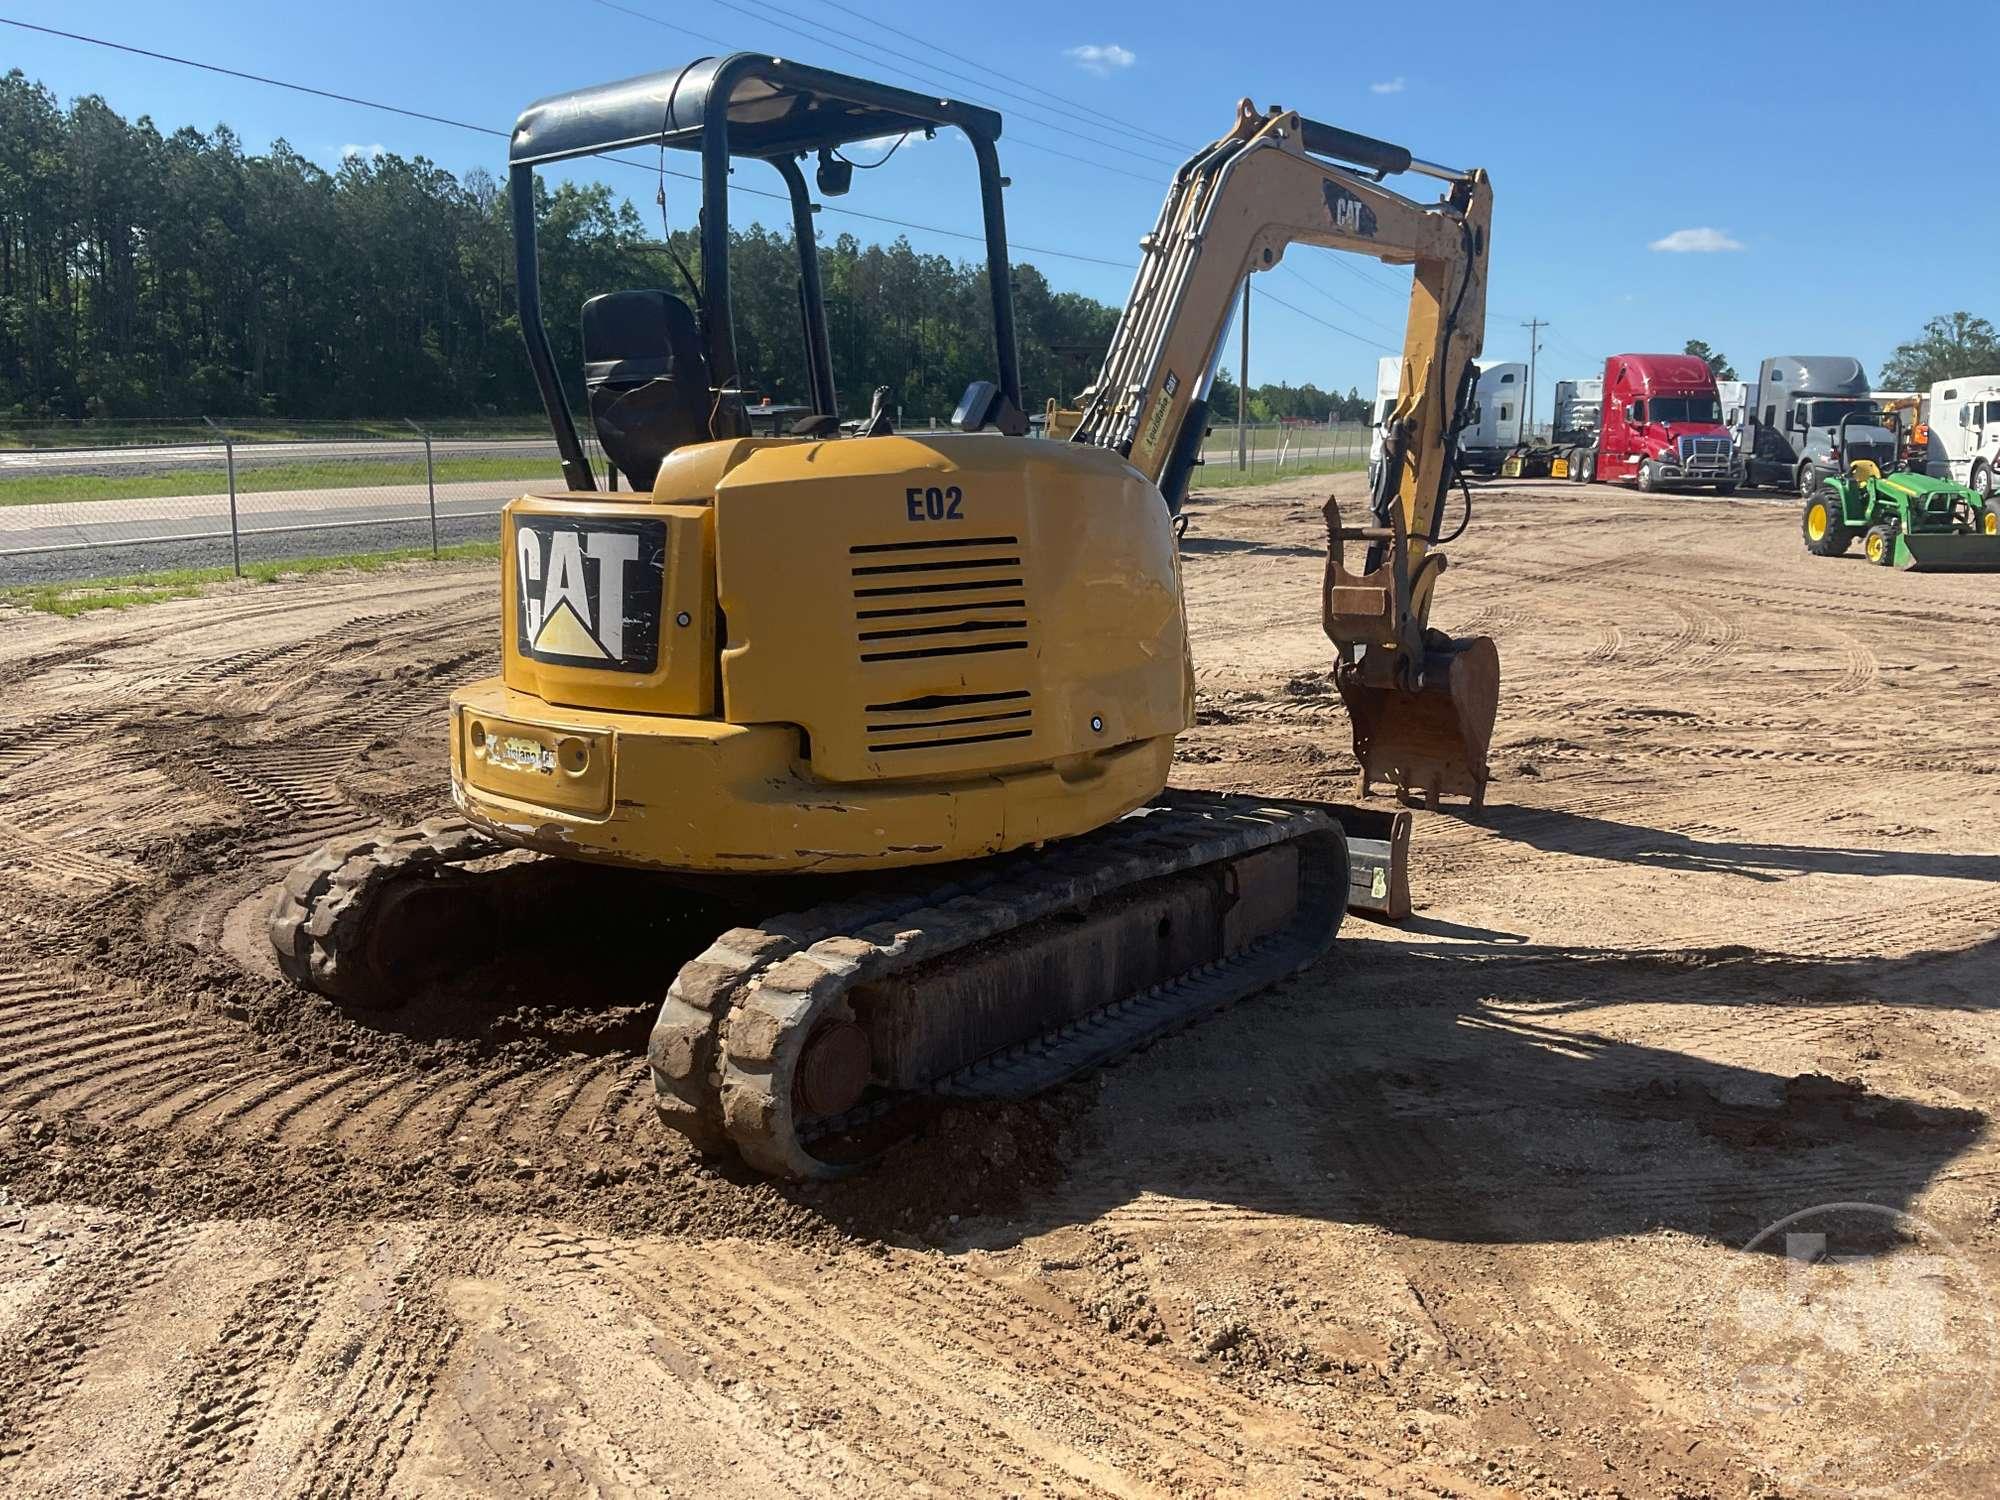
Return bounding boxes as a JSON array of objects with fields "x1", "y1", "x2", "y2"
[
  {"x1": 1924, "y1": 375, "x2": 2000, "y2": 496},
  {"x1": 1368, "y1": 356, "x2": 1525, "y2": 482},
  {"x1": 1717, "y1": 379, "x2": 1752, "y2": 467}
]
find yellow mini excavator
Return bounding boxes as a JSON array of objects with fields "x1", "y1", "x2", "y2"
[{"x1": 269, "y1": 55, "x2": 1497, "y2": 1178}]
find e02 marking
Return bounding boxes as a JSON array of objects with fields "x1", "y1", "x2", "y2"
[{"x1": 905, "y1": 485, "x2": 966, "y2": 521}]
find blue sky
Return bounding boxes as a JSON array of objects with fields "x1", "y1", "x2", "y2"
[{"x1": 8, "y1": 1, "x2": 1998, "y2": 418}]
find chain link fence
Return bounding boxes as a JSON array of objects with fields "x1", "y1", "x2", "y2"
[
  {"x1": 1195, "y1": 421, "x2": 1371, "y2": 476},
  {"x1": 0, "y1": 417, "x2": 578, "y2": 586},
  {"x1": 0, "y1": 415, "x2": 1371, "y2": 587}
]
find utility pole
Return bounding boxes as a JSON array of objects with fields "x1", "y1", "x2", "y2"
[
  {"x1": 1236, "y1": 280, "x2": 1251, "y2": 471},
  {"x1": 1521, "y1": 317, "x2": 1547, "y2": 441}
]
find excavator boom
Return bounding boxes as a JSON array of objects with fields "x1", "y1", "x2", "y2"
[{"x1": 1070, "y1": 100, "x2": 1498, "y2": 808}]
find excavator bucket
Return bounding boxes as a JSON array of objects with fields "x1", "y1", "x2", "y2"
[
  {"x1": 1337, "y1": 637, "x2": 1499, "y2": 810},
  {"x1": 1322, "y1": 495, "x2": 1499, "y2": 811}
]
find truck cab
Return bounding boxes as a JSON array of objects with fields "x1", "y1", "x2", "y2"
[
  {"x1": 1367, "y1": 356, "x2": 1526, "y2": 483},
  {"x1": 1457, "y1": 360, "x2": 1525, "y2": 474},
  {"x1": 1553, "y1": 376, "x2": 1602, "y2": 447},
  {"x1": 1593, "y1": 353, "x2": 1740, "y2": 492},
  {"x1": 1924, "y1": 374, "x2": 2000, "y2": 497},
  {"x1": 1746, "y1": 356, "x2": 1896, "y2": 495}
]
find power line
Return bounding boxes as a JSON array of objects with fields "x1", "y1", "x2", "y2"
[
  {"x1": 1325, "y1": 254, "x2": 1410, "y2": 299},
  {"x1": 590, "y1": 0, "x2": 1179, "y2": 183},
  {"x1": 0, "y1": 17, "x2": 1137, "y2": 270},
  {"x1": 810, "y1": 0, "x2": 1195, "y2": 154},
  {"x1": 0, "y1": 17, "x2": 522, "y2": 139},
  {"x1": 1275, "y1": 264, "x2": 1404, "y2": 339},
  {"x1": 1540, "y1": 327, "x2": 1598, "y2": 370},
  {"x1": 6, "y1": 17, "x2": 1417, "y2": 371},
  {"x1": 1253, "y1": 283, "x2": 1398, "y2": 354},
  {"x1": 696, "y1": 0, "x2": 1184, "y2": 160}
]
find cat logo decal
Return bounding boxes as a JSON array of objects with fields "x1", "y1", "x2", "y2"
[
  {"x1": 1324, "y1": 182, "x2": 1378, "y2": 239},
  {"x1": 514, "y1": 516, "x2": 667, "y2": 672}
]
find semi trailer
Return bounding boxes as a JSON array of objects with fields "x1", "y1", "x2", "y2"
[{"x1": 1553, "y1": 376, "x2": 1602, "y2": 446}]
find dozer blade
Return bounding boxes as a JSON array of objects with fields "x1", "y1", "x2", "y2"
[
  {"x1": 1894, "y1": 533, "x2": 2000, "y2": 572},
  {"x1": 1337, "y1": 635, "x2": 1499, "y2": 811}
]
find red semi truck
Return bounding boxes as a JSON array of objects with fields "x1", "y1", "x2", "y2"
[{"x1": 1577, "y1": 353, "x2": 1741, "y2": 492}]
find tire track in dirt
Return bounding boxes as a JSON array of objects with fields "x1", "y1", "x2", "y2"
[
  {"x1": 278, "y1": 1229, "x2": 493, "y2": 1500},
  {"x1": 130, "y1": 1256, "x2": 335, "y2": 1498},
  {"x1": 3, "y1": 488, "x2": 1998, "y2": 1496},
  {"x1": 0, "y1": 1218, "x2": 195, "y2": 1479},
  {"x1": 532, "y1": 1234, "x2": 1499, "y2": 1498}
]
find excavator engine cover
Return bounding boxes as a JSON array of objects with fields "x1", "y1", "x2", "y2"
[{"x1": 1337, "y1": 636, "x2": 1498, "y2": 811}]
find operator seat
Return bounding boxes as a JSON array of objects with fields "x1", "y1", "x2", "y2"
[{"x1": 581, "y1": 289, "x2": 717, "y2": 490}]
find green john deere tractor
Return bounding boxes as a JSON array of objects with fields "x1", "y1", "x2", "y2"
[{"x1": 1802, "y1": 412, "x2": 2000, "y2": 570}]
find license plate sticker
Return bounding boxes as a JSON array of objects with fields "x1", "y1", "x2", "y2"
[{"x1": 493, "y1": 735, "x2": 556, "y2": 775}]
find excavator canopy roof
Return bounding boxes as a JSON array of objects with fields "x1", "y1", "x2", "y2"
[{"x1": 510, "y1": 53, "x2": 1004, "y2": 166}]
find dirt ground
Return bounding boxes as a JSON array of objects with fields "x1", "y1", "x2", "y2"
[{"x1": 2, "y1": 473, "x2": 1997, "y2": 1498}]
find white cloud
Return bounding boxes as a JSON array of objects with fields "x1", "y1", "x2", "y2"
[
  {"x1": 847, "y1": 132, "x2": 923, "y2": 156},
  {"x1": 1065, "y1": 44, "x2": 1135, "y2": 77},
  {"x1": 341, "y1": 143, "x2": 385, "y2": 161},
  {"x1": 1369, "y1": 77, "x2": 1406, "y2": 94},
  {"x1": 1648, "y1": 226, "x2": 1744, "y2": 253}
]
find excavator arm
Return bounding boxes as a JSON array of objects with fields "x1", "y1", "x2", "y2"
[{"x1": 1071, "y1": 100, "x2": 1499, "y2": 809}]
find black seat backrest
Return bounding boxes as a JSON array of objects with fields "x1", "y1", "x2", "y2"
[{"x1": 582, "y1": 289, "x2": 713, "y2": 490}]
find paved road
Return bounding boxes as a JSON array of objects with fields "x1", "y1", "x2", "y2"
[
  {"x1": 0, "y1": 479, "x2": 525, "y2": 585},
  {"x1": 0, "y1": 437, "x2": 552, "y2": 476}
]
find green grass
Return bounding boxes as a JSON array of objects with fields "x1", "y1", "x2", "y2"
[
  {"x1": 1, "y1": 542, "x2": 500, "y2": 617},
  {"x1": 0, "y1": 419, "x2": 552, "y2": 451},
  {"x1": 1189, "y1": 457, "x2": 1366, "y2": 492},
  {"x1": 0, "y1": 454, "x2": 558, "y2": 507}
]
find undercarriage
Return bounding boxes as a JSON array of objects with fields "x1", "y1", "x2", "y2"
[{"x1": 270, "y1": 793, "x2": 1402, "y2": 1178}]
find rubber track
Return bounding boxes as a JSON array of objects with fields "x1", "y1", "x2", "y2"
[
  {"x1": 266, "y1": 817, "x2": 501, "y2": 1004},
  {"x1": 649, "y1": 792, "x2": 1346, "y2": 1179}
]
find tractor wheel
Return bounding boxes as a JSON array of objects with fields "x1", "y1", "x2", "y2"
[
  {"x1": 1575, "y1": 448, "x2": 1597, "y2": 483},
  {"x1": 1974, "y1": 460, "x2": 1995, "y2": 499},
  {"x1": 1638, "y1": 458, "x2": 1662, "y2": 492},
  {"x1": 1863, "y1": 524, "x2": 1897, "y2": 567},
  {"x1": 1802, "y1": 485, "x2": 1852, "y2": 557}
]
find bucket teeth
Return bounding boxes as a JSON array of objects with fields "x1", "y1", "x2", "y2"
[{"x1": 1338, "y1": 634, "x2": 1500, "y2": 810}]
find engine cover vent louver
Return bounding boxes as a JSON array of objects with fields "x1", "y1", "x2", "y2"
[{"x1": 850, "y1": 536, "x2": 1034, "y2": 754}]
